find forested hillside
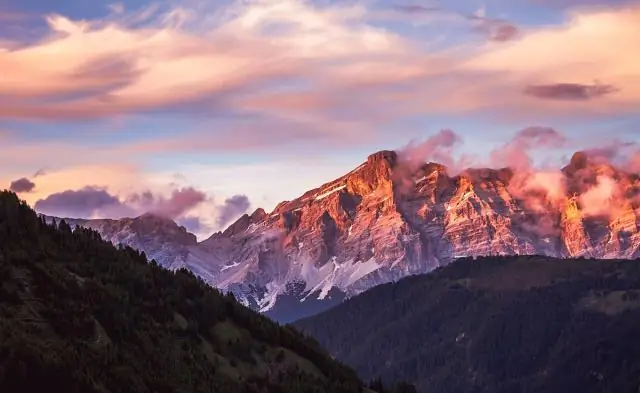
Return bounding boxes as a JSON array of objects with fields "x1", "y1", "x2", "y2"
[
  {"x1": 296, "y1": 255, "x2": 640, "y2": 393},
  {"x1": 0, "y1": 191, "x2": 397, "y2": 393}
]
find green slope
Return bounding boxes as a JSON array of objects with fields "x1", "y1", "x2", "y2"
[
  {"x1": 295, "y1": 255, "x2": 640, "y2": 393},
  {"x1": 0, "y1": 191, "x2": 367, "y2": 393}
]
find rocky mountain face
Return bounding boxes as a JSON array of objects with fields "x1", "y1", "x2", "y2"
[
  {"x1": 43, "y1": 213, "x2": 198, "y2": 271},
  {"x1": 45, "y1": 150, "x2": 640, "y2": 322}
]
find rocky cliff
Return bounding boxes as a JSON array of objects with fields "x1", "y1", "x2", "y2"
[{"x1": 44, "y1": 150, "x2": 640, "y2": 321}]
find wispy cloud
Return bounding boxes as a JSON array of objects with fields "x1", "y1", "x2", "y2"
[
  {"x1": 391, "y1": 3, "x2": 519, "y2": 42},
  {"x1": 531, "y1": 0, "x2": 637, "y2": 8},
  {"x1": 489, "y1": 127, "x2": 567, "y2": 171},
  {"x1": 0, "y1": 0, "x2": 411, "y2": 122},
  {"x1": 1, "y1": 0, "x2": 637, "y2": 128}
]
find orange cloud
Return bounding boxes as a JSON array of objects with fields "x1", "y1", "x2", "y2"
[
  {"x1": 579, "y1": 175, "x2": 621, "y2": 218},
  {"x1": 630, "y1": 151, "x2": 640, "y2": 172}
]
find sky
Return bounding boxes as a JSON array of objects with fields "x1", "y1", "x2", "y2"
[{"x1": 1, "y1": 0, "x2": 639, "y2": 239}]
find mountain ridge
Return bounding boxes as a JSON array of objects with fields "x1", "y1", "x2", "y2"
[
  {"x1": 294, "y1": 255, "x2": 640, "y2": 393},
  {"x1": 0, "y1": 190, "x2": 372, "y2": 393},
  {"x1": 41, "y1": 149, "x2": 640, "y2": 321}
]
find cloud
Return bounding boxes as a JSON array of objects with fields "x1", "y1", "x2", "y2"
[
  {"x1": 126, "y1": 187, "x2": 207, "y2": 219},
  {"x1": 217, "y1": 195, "x2": 251, "y2": 227},
  {"x1": 397, "y1": 129, "x2": 463, "y2": 172},
  {"x1": 531, "y1": 0, "x2": 636, "y2": 8},
  {"x1": 630, "y1": 151, "x2": 640, "y2": 172},
  {"x1": 490, "y1": 24, "x2": 519, "y2": 42},
  {"x1": 127, "y1": 118, "x2": 371, "y2": 154},
  {"x1": 34, "y1": 186, "x2": 130, "y2": 218},
  {"x1": 4, "y1": 0, "x2": 637, "y2": 129},
  {"x1": 464, "y1": 6, "x2": 640, "y2": 116},
  {"x1": 33, "y1": 169, "x2": 47, "y2": 178},
  {"x1": 393, "y1": 129, "x2": 465, "y2": 194},
  {"x1": 468, "y1": 12, "x2": 519, "y2": 42},
  {"x1": 489, "y1": 128, "x2": 569, "y2": 235},
  {"x1": 490, "y1": 127, "x2": 567, "y2": 171},
  {"x1": 34, "y1": 185, "x2": 208, "y2": 220},
  {"x1": 392, "y1": 3, "x2": 519, "y2": 42},
  {"x1": 582, "y1": 139, "x2": 637, "y2": 165},
  {"x1": 32, "y1": 182, "x2": 249, "y2": 235},
  {"x1": 392, "y1": 5, "x2": 440, "y2": 14},
  {"x1": 0, "y1": 0, "x2": 411, "y2": 123},
  {"x1": 523, "y1": 82, "x2": 619, "y2": 101},
  {"x1": 579, "y1": 175, "x2": 620, "y2": 218},
  {"x1": 520, "y1": 171, "x2": 567, "y2": 204},
  {"x1": 178, "y1": 216, "x2": 210, "y2": 234},
  {"x1": 108, "y1": 3, "x2": 125, "y2": 15},
  {"x1": 9, "y1": 177, "x2": 36, "y2": 193}
]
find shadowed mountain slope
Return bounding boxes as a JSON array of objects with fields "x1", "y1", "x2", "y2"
[
  {"x1": 295, "y1": 255, "x2": 640, "y2": 393},
  {"x1": 0, "y1": 191, "x2": 377, "y2": 393}
]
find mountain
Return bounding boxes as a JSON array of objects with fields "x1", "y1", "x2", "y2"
[
  {"x1": 41, "y1": 213, "x2": 198, "y2": 271},
  {"x1": 0, "y1": 190, "x2": 392, "y2": 393},
  {"x1": 295, "y1": 255, "x2": 640, "y2": 393},
  {"x1": 43, "y1": 150, "x2": 640, "y2": 322}
]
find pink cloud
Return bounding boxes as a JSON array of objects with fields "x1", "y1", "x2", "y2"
[
  {"x1": 582, "y1": 140, "x2": 637, "y2": 167},
  {"x1": 393, "y1": 129, "x2": 466, "y2": 195},
  {"x1": 397, "y1": 129, "x2": 462, "y2": 172},
  {"x1": 520, "y1": 171, "x2": 567, "y2": 204},
  {"x1": 126, "y1": 187, "x2": 207, "y2": 219},
  {"x1": 579, "y1": 175, "x2": 620, "y2": 218},
  {"x1": 508, "y1": 169, "x2": 567, "y2": 237},
  {"x1": 0, "y1": 0, "x2": 413, "y2": 122},
  {"x1": 0, "y1": 1, "x2": 638, "y2": 127},
  {"x1": 630, "y1": 151, "x2": 640, "y2": 172},
  {"x1": 531, "y1": 0, "x2": 636, "y2": 7},
  {"x1": 391, "y1": 4, "x2": 519, "y2": 42},
  {"x1": 490, "y1": 127, "x2": 567, "y2": 171}
]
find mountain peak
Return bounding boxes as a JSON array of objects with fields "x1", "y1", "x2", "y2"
[
  {"x1": 250, "y1": 208, "x2": 267, "y2": 220},
  {"x1": 220, "y1": 208, "x2": 269, "y2": 238},
  {"x1": 366, "y1": 150, "x2": 398, "y2": 167},
  {"x1": 570, "y1": 151, "x2": 589, "y2": 169},
  {"x1": 134, "y1": 212, "x2": 186, "y2": 230},
  {"x1": 137, "y1": 211, "x2": 171, "y2": 221}
]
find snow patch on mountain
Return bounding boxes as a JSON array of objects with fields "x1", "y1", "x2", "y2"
[{"x1": 315, "y1": 185, "x2": 346, "y2": 201}]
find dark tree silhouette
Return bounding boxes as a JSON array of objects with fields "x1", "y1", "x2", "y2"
[
  {"x1": 297, "y1": 255, "x2": 640, "y2": 393},
  {"x1": 0, "y1": 191, "x2": 389, "y2": 393}
]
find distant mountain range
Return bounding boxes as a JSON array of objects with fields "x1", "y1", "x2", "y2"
[
  {"x1": 295, "y1": 255, "x2": 640, "y2": 393},
  {"x1": 43, "y1": 150, "x2": 640, "y2": 322}
]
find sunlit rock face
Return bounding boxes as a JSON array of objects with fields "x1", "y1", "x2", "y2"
[{"x1": 47, "y1": 151, "x2": 640, "y2": 322}]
